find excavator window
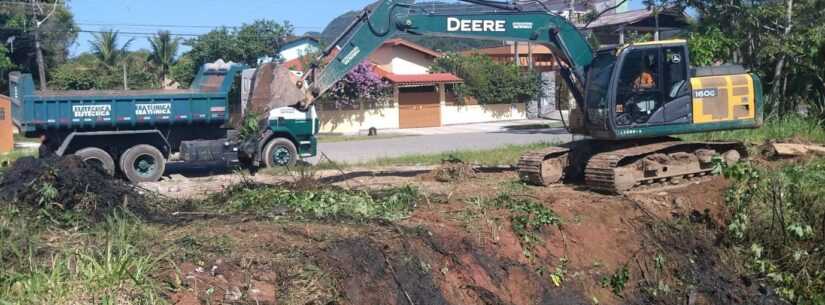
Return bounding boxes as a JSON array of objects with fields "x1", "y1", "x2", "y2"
[
  {"x1": 615, "y1": 48, "x2": 662, "y2": 126},
  {"x1": 584, "y1": 52, "x2": 616, "y2": 128}
]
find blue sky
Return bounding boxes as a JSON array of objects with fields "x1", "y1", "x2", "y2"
[
  {"x1": 69, "y1": 0, "x2": 646, "y2": 56},
  {"x1": 69, "y1": 0, "x2": 377, "y2": 55}
]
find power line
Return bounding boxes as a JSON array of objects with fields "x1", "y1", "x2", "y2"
[{"x1": 76, "y1": 22, "x2": 324, "y2": 30}]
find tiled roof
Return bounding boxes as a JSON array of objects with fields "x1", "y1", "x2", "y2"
[
  {"x1": 282, "y1": 57, "x2": 306, "y2": 71},
  {"x1": 585, "y1": 7, "x2": 689, "y2": 28},
  {"x1": 373, "y1": 66, "x2": 462, "y2": 86},
  {"x1": 382, "y1": 38, "x2": 443, "y2": 58}
]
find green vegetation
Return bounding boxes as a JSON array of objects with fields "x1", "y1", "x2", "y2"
[
  {"x1": 431, "y1": 53, "x2": 543, "y2": 104},
  {"x1": 174, "y1": 20, "x2": 294, "y2": 87},
  {"x1": 460, "y1": 190, "x2": 562, "y2": 259},
  {"x1": 359, "y1": 142, "x2": 552, "y2": 168},
  {"x1": 600, "y1": 265, "x2": 630, "y2": 296},
  {"x1": 0, "y1": 149, "x2": 37, "y2": 167},
  {"x1": 719, "y1": 158, "x2": 825, "y2": 303},
  {"x1": 0, "y1": 1, "x2": 78, "y2": 92},
  {"x1": 0, "y1": 210, "x2": 165, "y2": 304},
  {"x1": 492, "y1": 193, "x2": 562, "y2": 258},
  {"x1": 213, "y1": 184, "x2": 420, "y2": 221},
  {"x1": 683, "y1": 115, "x2": 825, "y2": 143}
]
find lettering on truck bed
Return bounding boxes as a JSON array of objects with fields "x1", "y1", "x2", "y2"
[
  {"x1": 72, "y1": 105, "x2": 111, "y2": 118},
  {"x1": 136, "y1": 103, "x2": 172, "y2": 116}
]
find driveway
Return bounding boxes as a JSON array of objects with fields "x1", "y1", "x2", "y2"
[{"x1": 309, "y1": 125, "x2": 571, "y2": 164}]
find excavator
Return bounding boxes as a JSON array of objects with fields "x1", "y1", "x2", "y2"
[{"x1": 285, "y1": 0, "x2": 763, "y2": 193}]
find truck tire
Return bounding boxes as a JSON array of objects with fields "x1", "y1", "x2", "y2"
[
  {"x1": 75, "y1": 147, "x2": 115, "y2": 176},
  {"x1": 263, "y1": 138, "x2": 298, "y2": 168},
  {"x1": 120, "y1": 145, "x2": 166, "y2": 183}
]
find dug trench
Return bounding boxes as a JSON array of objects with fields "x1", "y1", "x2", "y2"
[
  {"x1": 0, "y1": 156, "x2": 788, "y2": 305},
  {"x1": 156, "y1": 169, "x2": 785, "y2": 305}
]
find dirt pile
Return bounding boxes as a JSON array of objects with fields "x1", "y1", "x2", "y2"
[{"x1": 0, "y1": 156, "x2": 147, "y2": 221}]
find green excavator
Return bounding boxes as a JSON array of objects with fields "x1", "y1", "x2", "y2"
[{"x1": 290, "y1": 0, "x2": 763, "y2": 193}]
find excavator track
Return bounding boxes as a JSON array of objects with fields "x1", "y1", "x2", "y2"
[
  {"x1": 517, "y1": 146, "x2": 571, "y2": 186},
  {"x1": 584, "y1": 141, "x2": 747, "y2": 194}
]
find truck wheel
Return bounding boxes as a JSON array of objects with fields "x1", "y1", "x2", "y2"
[
  {"x1": 263, "y1": 138, "x2": 297, "y2": 168},
  {"x1": 75, "y1": 147, "x2": 115, "y2": 176},
  {"x1": 120, "y1": 145, "x2": 166, "y2": 183}
]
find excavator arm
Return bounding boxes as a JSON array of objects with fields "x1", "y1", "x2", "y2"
[{"x1": 301, "y1": 0, "x2": 594, "y2": 108}]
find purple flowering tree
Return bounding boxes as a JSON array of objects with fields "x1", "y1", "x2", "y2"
[{"x1": 327, "y1": 61, "x2": 390, "y2": 106}]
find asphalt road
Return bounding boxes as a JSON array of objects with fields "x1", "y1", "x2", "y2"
[{"x1": 308, "y1": 127, "x2": 571, "y2": 164}]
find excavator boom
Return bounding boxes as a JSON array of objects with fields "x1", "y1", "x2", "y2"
[{"x1": 303, "y1": 0, "x2": 593, "y2": 108}]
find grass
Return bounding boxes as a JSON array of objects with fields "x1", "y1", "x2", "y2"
[
  {"x1": 317, "y1": 133, "x2": 409, "y2": 143},
  {"x1": 211, "y1": 184, "x2": 421, "y2": 221},
  {"x1": 356, "y1": 142, "x2": 553, "y2": 168},
  {"x1": 0, "y1": 148, "x2": 36, "y2": 167},
  {"x1": 0, "y1": 210, "x2": 166, "y2": 305},
  {"x1": 719, "y1": 157, "x2": 825, "y2": 303},
  {"x1": 682, "y1": 115, "x2": 825, "y2": 144}
]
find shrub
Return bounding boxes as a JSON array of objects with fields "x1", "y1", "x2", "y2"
[
  {"x1": 721, "y1": 159, "x2": 825, "y2": 303},
  {"x1": 431, "y1": 53, "x2": 543, "y2": 104}
]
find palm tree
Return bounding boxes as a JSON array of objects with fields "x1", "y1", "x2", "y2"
[
  {"x1": 148, "y1": 30, "x2": 180, "y2": 87},
  {"x1": 89, "y1": 30, "x2": 134, "y2": 69}
]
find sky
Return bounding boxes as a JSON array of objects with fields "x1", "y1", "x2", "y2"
[
  {"x1": 68, "y1": 0, "x2": 377, "y2": 55},
  {"x1": 68, "y1": 0, "x2": 646, "y2": 56}
]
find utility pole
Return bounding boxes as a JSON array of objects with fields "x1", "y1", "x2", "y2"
[
  {"x1": 31, "y1": 0, "x2": 47, "y2": 90},
  {"x1": 29, "y1": 0, "x2": 59, "y2": 91},
  {"x1": 123, "y1": 63, "x2": 128, "y2": 90},
  {"x1": 512, "y1": 0, "x2": 519, "y2": 66},
  {"x1": 569, "y1": 0, "x2": 576, "y2": 22}
]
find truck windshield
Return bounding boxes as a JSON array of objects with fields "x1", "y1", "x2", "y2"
[{"x1": 585, "y1": 53, "x2": 616, "y2": 126}]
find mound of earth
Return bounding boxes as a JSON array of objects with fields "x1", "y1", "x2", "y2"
[
  {"x1": 0, "y1": 156, "x2": 148, "y2": 221},
  {"x1": 158, "y1": 171, "x2": 786, "y2": 305}
]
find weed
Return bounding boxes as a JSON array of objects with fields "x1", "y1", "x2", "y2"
[
  {"x1": 682, "y1": 115, "x2": 825, "y2": 144},
  {"x1": 545, "y1": 257, "x2": 569, "y2": 287},
  {"x1": 600, "y1": 265, "x2": 630, "y2": 296},
  {"x1": 0, "y1": 148, "x2": 37, "y2": 169},
  {"x1": 718, "y1": 157, "x2": 825, "y2": 302},
  {"x1": 362, "y1": 142, "x2": 554, "y2": 167},
  {"x1": 493, "y1": 193, "x2": 561, "y2": 258},
  {"x1": 0, "y1": 212, "x2": 166, "y2": 304},
  {"x1": 215, "y1": 184, "x2": 420, "y2": 221}
]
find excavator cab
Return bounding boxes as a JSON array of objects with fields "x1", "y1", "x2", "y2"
[{"x1": 582, "y1": 40, "x2": 763, "y2": 140}]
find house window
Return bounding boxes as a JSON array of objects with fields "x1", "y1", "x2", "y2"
[{"x1": 0, "y1": 108, "x2": 5, "y2": 121}]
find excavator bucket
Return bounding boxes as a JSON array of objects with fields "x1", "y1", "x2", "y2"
[{"x1": 242, "y1": 63, "x2": 310, "y2": 125}]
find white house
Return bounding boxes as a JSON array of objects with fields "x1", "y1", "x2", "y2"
[
  {"x1": 278, "y1": 36, "x2": 321, "y2": 62},
  {"x1": 285, "y1": 38, "x2": 527, "y2": 134}
]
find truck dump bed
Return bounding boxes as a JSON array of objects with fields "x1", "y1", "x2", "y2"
[{"x1": 9, "y1": 60, "x2": 245, "y2": 136}]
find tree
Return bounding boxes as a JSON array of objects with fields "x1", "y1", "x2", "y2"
[
  {"x1": 173, "y1": 20, "x2": 294, "y2": 87},
  {"x1": 89, "y1": 30, "x2": 133, "y2": 69},
  {"x1": 432, "y1": 53, "x2": 543, "y2": 104},
  {"x1": 50, "y1": 50, "x2": 158, "y2": 91},
  {"x1": 0, "y1": 0, "x2": 77, "y2": 92},
  {"x1": 679, "y1": 0, "x2": 825, "y2": 116},
  {"x1": 147, "y1": 31, "x2": 180, "y2": 87}
]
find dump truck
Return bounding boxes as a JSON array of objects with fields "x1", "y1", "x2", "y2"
[{"x1": 9, "y1": 60, "x2": 318, "y2": 182}]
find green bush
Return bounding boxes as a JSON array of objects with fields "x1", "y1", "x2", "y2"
[
  {"x1": 431, "y1": 53, "x2": 543, "y2": 104},
  {"x1": 721, "y1": 159, "x2": 825, "y2": 303},
  {"x1": 218, "y1": 185, "x2": 420, "y2": 221}
]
